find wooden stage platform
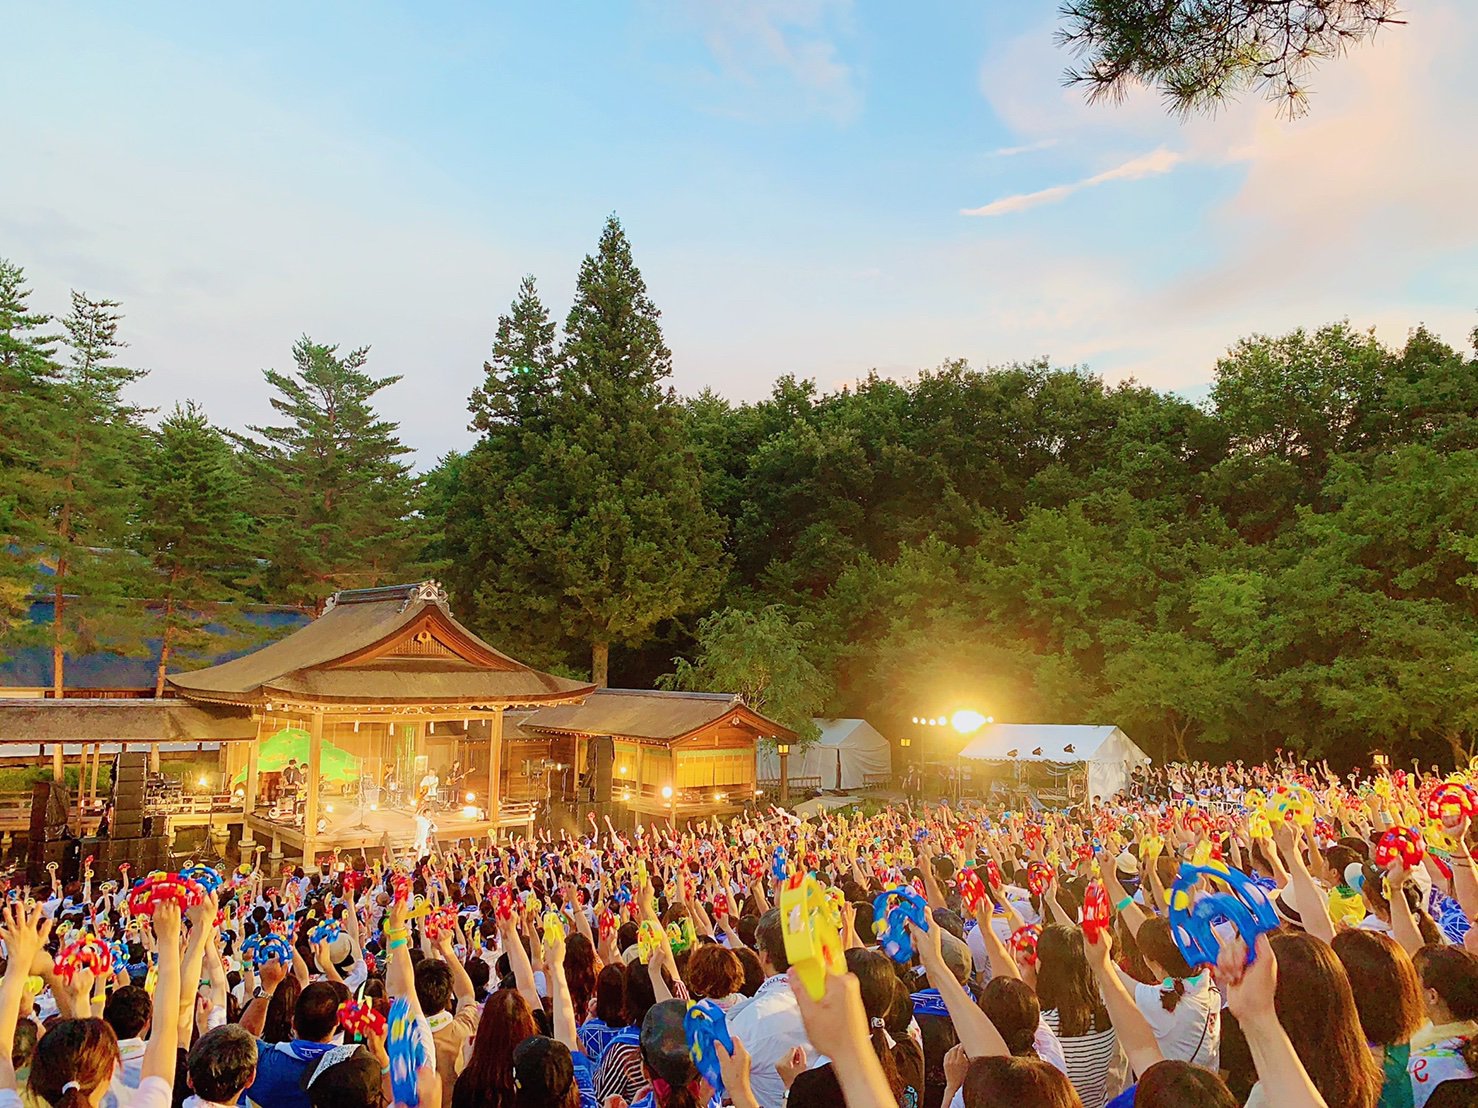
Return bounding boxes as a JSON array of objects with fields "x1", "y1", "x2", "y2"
[{"x1": 244, "y1": 799, "x2": 537, "y2": 862}]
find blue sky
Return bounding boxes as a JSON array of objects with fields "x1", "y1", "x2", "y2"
[{"x1": 4, "y1": 1, "x2": 1476, "y2": 467}]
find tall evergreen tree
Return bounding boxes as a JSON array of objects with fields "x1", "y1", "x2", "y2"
[
  {"x1": 460, "y1": 216, "x2": 726, "y2": 685},
  {"x1": 20, "y1": 291, "x2": 151, "y2": 692},
  {"x1": 0, "y1": 260, "x2": 61, "y2": 643},
  {"x1": 466, "y1": 274, "x2": 558, "y2": 434},
  {"x1": 139, "y1": 402, "x2": 257, "y2": 692},
  {"x1": 239, "y1": 337, "x2": 418, "y2": 612}
]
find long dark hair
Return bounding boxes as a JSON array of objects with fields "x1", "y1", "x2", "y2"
[
  {"x1": 979, "y1": 977, "x2": 1040, "y2": 1057},
  {"x1": 563, "y1": 934, "x2": 597, "y2": 1024},
  {"x1": 593, "y1": 964, "x2": 625, "y2": 1026},
  {"x1": 29, "y1": 1018, "x2": 121, "y2": 1108},
  {"x1": 262, "y1": 974, "x2": 301, "y2": 1044},
  {"x1": 1034, "y1": 924, "x2": 1109, "y2": 1038},
  {"x1": 456, "y1": 988, "x2": 539, "y2": 1108},
  {"x1": 845, "y1": 949, "x2": 906, "y2": 1104},
  {"x1": 1135, "y1": 917, "x2": 1197, "y2": 1013},
  {"x1": 1270, "y1": 932, "x2": 1381, "y2": 1108},
  {"x1": 1331, "y1": 930, "x2": 1423, "y2": 1048}
]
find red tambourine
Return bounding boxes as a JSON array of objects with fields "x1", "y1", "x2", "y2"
[
  {"x1": 1080, "y1": 881, "x2": 1109, "y2": 944},
  {"x1": 338, "y1": 997, "x2": 387, "y2": 1038},
  {"x1": 984, "y1": 859, "x2": 1003, "y2": 889},
  {"x1": 1374, "y1": 826, "x2": 1425, "y2": 869},
  {"x1": 956, "y1": 868, "x2": 987, "y2": 913},
  {"x1": 125, "y1": 874, "x2": 204, "y2": 917},
  {"x1": 1026, "y1": 861, "x2": 1053, "y2": 897},
  {"x1": 1008, "y1": 924, "x2": 1041, "y2": 966},
  {"x1": 1428, "y1": 783, "x2": 1478, "y2": 827}
]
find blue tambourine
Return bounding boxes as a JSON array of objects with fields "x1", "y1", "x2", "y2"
[
  {"x1": 1167, "y1": 860, "x2": 1278, "y2": 968},
  {"x1": 871, "y1": 886, "x2": 928, "y2": 963},
  {"x1": 180, "y1": 865, "x2": 222, "y2": 894},
  {"x1": 244, "y1": 932, "x2": 293, "y2": 966},
  {"x1": 684, "y1": 998, "x2": 734, "y2": 1097},
  {"x1": 309, "y1": 918, "x2": 342, "y2": 945},
  {"x1": 771, "y1": 846, "x2": 788, "y2": 882},
  {"x1": 387, "y1": 995, "x2": 429, "y2": 1107}
]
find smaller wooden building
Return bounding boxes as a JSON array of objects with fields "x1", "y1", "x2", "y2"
[{"x1": 516, "y1": 689, "x2": 793, "y2": 821}]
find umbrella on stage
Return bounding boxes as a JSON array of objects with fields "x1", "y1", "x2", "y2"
[{"x1": 231, "y1": 727, "x2": 360, "y2": 786}]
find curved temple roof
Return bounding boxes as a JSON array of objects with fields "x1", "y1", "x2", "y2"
[{"x1": 167, "y1": 581, "x2": 594, "y2": 708}]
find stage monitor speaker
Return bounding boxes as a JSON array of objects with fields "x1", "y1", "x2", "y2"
[
  {"x1": 590, "y1": 735, "x2": 614, "y2": 804},
  {"x1": 26, "y1": 839, "x2": 76, "y2": 887},
  {"x1": 30, "y1": 781, "x2": 70, "y2": 841}
]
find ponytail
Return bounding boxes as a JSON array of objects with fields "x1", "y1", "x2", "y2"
[
  {"x1": 28, "y1": 1018, "x2": 120, "y2": 1108},
  {"x1": 1160, "y1": 977, "x2": 1187, "y2": 1013}
]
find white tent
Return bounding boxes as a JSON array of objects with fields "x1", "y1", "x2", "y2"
[
  {"x1": 756, "y1": 718, "x2": 893, "y2": 791},
  {"x1": 956, "y1": 724, "x2": 1150, "y2": 801}
]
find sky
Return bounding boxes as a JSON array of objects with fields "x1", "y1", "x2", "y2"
[{"x1": 4, "y1": 1, "x2": 1476, "y2": 468}]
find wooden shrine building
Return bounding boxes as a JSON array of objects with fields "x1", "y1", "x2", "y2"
[{"x1": 513, "y1": 689, "x2": 794, "y2": 822}]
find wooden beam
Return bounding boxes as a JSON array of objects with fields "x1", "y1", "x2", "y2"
[
  {"x1": 302, "y1": 711, "x2": 322, "y2": 872},
  {"x1": 487, "y1": 708, "x2": 503, "y2": 829}
]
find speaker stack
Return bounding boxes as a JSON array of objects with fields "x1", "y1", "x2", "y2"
[
  {"x1": 76, "y1": 752, "x2": 171, "y2": 882},
  {"x1": 26, "y1": 781, "x2": 76, "y2": 885}
]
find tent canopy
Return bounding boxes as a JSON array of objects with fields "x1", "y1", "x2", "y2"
[
  {"x1": 957, "y1": 724, "x2": 1150, "y2": 800},
  {"x1": 756, "y1": 718, "x2": 892, "y2": 790}
]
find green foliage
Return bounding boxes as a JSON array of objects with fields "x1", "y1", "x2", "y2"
[
  {"x1": 451, "y1": 216, "x2": 727, "y2": 684},
  {"x1": 1057, "y1": 0, "x2": 1404, "y2": 118},
  {"x1": 139, "y1": 402, "x2": 261, "y2": 689},
  {"x1": 237, "y1": 337, "x2": 420, "y2": 611},
  {"x1": 658, "y1": 605, "x2": 829, "y2": 744}
]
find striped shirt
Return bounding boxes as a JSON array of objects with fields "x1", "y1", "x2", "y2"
[{"x1": 1042, "y1": 1009, "x2": 1118, "y2": 1108}]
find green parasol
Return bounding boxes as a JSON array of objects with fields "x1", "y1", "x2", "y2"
[{"x1": 231, "y1": 727, "x2": 360, "y2": 786}]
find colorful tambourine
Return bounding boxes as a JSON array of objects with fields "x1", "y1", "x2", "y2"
[
  {"x1": 242, "y1": 931, "x2": 293, "y2": 966},
  {"x1": 637, "y1": 920, "x2": 662, "y2": 964},
  {"x1": 685, "y1": 998, "x2": 734, "y2": 1097},
  {"x1": 1007, "y1": 924, "x2": 1040, "y2": 967},
  {"x1": 984, "y1": 859, "x2": 1003, "y2": 889},
  {"x1": 125, "y1": 874, "x2": 204, "y2": 917},
  {"x1": 180, "y1": 865, "x2": 223, "y2": 894},
  {"x1": 871, "y1": 886, "x2": 928, "y2": 964},
  {"x1": 1026, "y1": 861, "x2": 1053, "y2": 896},
  {"x1": 1428, "y1": 782, "x2": 1478, "y2": 827},
  {"x1": 1167, "y1": 859, "x2": 1278, "y2": 968},
  {"x1": 956, "y1": 867, "x2": 986, "y2": 914},
  {"x1": 1375, "y1": 826, "x2": 1426, "y2": 869},
  {"x1": 544, "y1": 911, "x2": 566, "y2": 948},
  {"x1": 54, "y1": 932, "x2": 113, "y2": 982},
  {"x1": 309, "y1": 918, "x2": 342, "y2": 946},
  {"x1": 780, "y1": 873, "x2": 845, "y2": 999},
  {"x1": 387, "y1": 995, "x2": 429, "y2": 1107},
  {"x1": 338, "y1": 996, "x2": 387, "y2": 1038},
  {"x1": 1080, "y1": 881, "x2": 1110, "y2": 944},
  {"x1": 771, "y1": 846, "x2": 789, "y2": 883},
  {"x1": 597, "y1": 908, "x2": 617, "y2": 942}
]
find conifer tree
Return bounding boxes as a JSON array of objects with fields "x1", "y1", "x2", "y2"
[
  {"x1": 466, "y1": 274, "x2": 558, "y2": 434},
  {"x1": 459, "y1": 216, "x2": 725, "y2": 685},
  {"x1": 139, "y1": 402, "x2": 257, "y2": 692},
  {"x1": 0, "y1": 260, "x2": 61, "y2": 643},
  {"x1": 238, "y1": 337, "x2": 418, "y2": 612},
  {"x1": 22, "y1": 291, "x2": 152, "y2": 692}
]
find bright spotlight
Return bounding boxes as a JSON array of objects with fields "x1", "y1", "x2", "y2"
[
  {"x1": 461, "y1": 805, "x2": 478, "y2": 819},
  {"x1": 951, "y1": 710, "x2": 987, "y2": 734},
  {"x1": 661, "y1": 786, "x2": 673, "y2": 799},
  {"x1": 464, "y1": 791, "x2": 475, "y2": 802}
]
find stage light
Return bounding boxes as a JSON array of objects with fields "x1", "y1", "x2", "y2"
[
  {"x1": 197, "y1": 775, "x2": 208, "y2": 787},
  {"x1": 661, "y1": 786, "x2": 673, "y2": 799},
  {"x1": 623, "y1": 790, "x2": 633, "y2": 801},
  {"x1": 465, "y1": 791, "x2": 475, "y2": 802},
  {"x1": 619, "y1": 765, "x2": 629, "y2": 775},
  {"x1": 951, "y1": 710, "x2": 986, "y2": 735},
  {"x1": 911, "y1": 716, "x2": 919, "y2": 724},
  {"x1": 461, "y1": 805, "x2": 478, "y2": 819},
  {"x1": 714, "y1": 792, "x2": 726, "y2": 802},
  {"x1": 428, "y1": 721, "x2": 435, "y2": 733},
  {"x1": 370, "y1": 802, "x2": 379, "y2": 811},
  {"x1": 325, "y1": 804, "x2": 334, "y2": 813}
]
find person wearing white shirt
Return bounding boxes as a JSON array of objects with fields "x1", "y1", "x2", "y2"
[{"x1": 725, "y1": 909, "x2": 818, "y2": 1108}]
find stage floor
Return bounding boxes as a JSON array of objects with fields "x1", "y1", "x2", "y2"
[{"x1": 244, "y1": 803, "x2": 514, "y2": 862}]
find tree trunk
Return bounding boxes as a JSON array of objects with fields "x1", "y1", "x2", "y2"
[
  {"x1": 591, "y1": 641, "x2": 609, "y2": 688},
  {"x1": 1444, "y1": 728, "x2": 1474, "y2": 770},
  {"x1": 51, "y1": 575, "x2": 65, "y2": 697},
  {"x1": 155, "y1": 620, "x2": 172, "y2": 697}
]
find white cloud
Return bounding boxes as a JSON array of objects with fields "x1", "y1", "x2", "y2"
[
  {"x1": 961, "y1": 147, "x2": 1184, "y2": 216},
  {"x1": 987, "y1": 138, "x2": 1057, "y2": 158}
]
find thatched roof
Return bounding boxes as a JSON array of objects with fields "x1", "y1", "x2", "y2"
[
  {"x1": 522, "y1": 689, "x2": 794, "y2": 744},
  {"x1": 0, "y1": 699, "x2": 255, "y2": 743},
  {"x1": 168, "y1": 582, "x2": 594, "y2": 708}
]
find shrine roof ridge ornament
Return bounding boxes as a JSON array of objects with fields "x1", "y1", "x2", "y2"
[{"x1": 322, "y1": 581, "x2": 449, "y2": 614}]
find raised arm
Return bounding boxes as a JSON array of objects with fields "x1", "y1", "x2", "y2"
[
  {"x1": 1082, "y1": 928, "x2": 1163, "y2": 1078},
  {"x1": 909, "y1": 911, "x2": 1007, "y2": 1059},
  {"x1": 1217, "y1": 935, "x2": 1328, "y2": 1108},
  {"x1": 142, "y1": 900, "x2": 184, "y2": 1084},
  {"x1": 0, "y1": 903, "x2": 51, "y2": 1091}
]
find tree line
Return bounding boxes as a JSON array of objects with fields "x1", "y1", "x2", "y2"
[{"x1": 4, "y1": 215, "x2": 1476, "y2": 769}]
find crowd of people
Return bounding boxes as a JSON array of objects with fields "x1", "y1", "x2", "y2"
[{"x1": 5, "y1": 754, "x2": 1478, "y2": 1108}]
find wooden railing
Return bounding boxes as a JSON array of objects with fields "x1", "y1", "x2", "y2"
[
  {"x1": 611, "y1": 782, "x2": 756, "y2": 809},
  {"x1": 756, "y1": 776, "x2": 822, "y2": 793},
  {"x1": 861, "y1": 773, "x2": 893, "y2": 789}
]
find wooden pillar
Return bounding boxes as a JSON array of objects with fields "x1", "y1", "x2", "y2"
[
  {"x1": 669, "y1": 747, "x2": 678, "y2": 824},
  {"x1": 89, "y1": 744, "x2": 102, "y2": 805},
  {"x1": 487, "y1": 709, "x2": 503, "y2": 829},
  {"x1": 149, "y1": 742, "x2": 160, "y2": 773},
  {"x1": 302, "y1": 711, "x2": 322, "y2": 872},
  {"x1": 52, "y1": 745, "x2": 63, "y2": 783}
]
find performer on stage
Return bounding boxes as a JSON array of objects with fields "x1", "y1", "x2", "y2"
[
  {"x1": 382, "y1": 763, "x2": 399, "y2": 806},
  {"x1": 413, "y1": 803, "x2": 436, "y2": 857},
  {"x1": 282, "y1": 757, "x2": 303, "y2": 819},
  {"x1": 418, "y1": 767, "x2": 440, "y2": 808},
  {"x1": 447, "y1": 759, "x2": 465, "y2": 798}
]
